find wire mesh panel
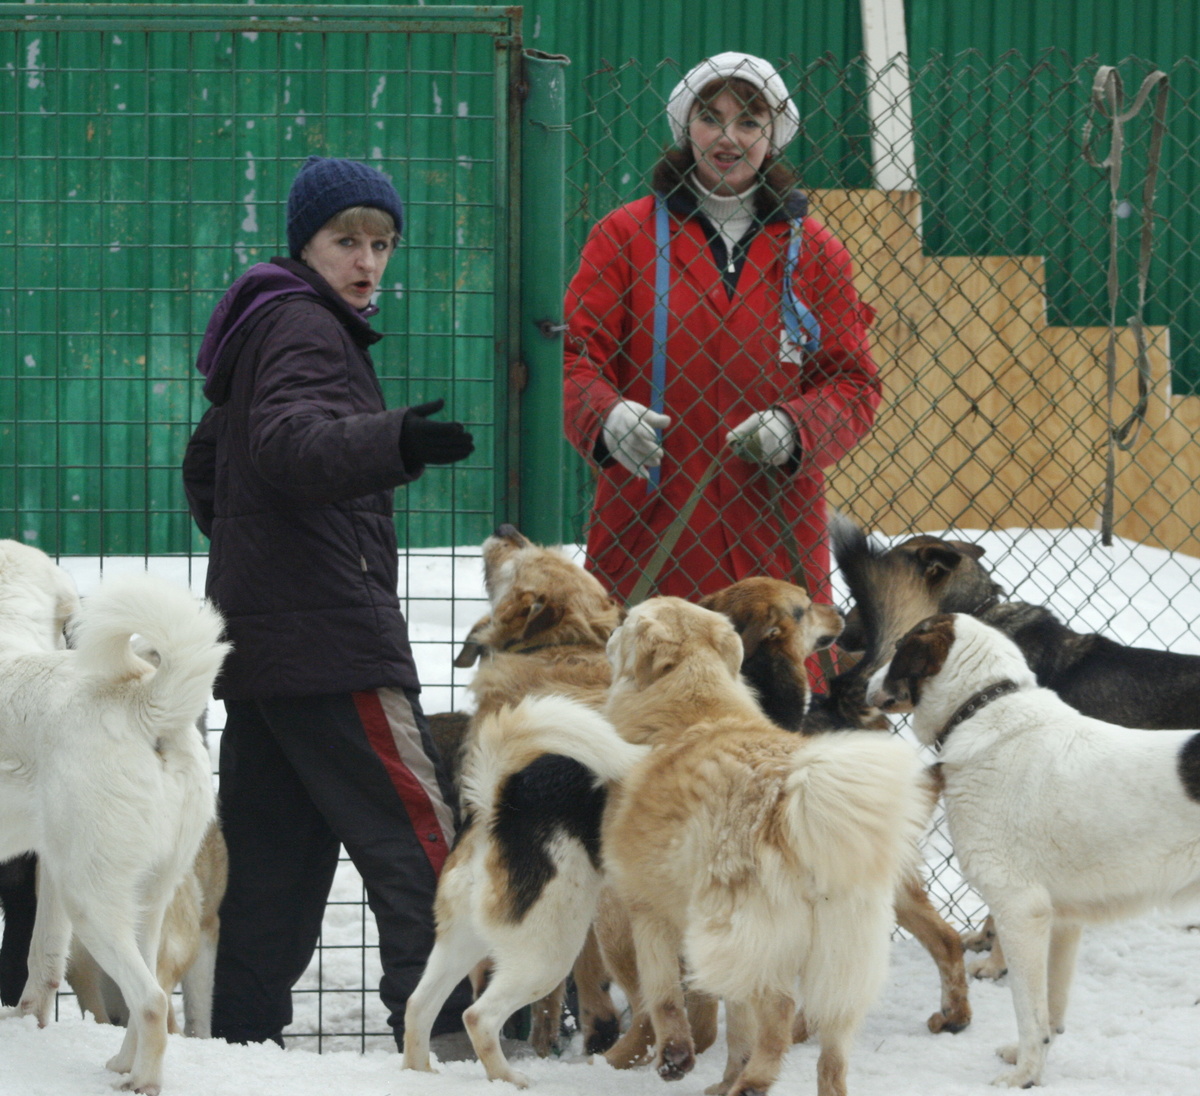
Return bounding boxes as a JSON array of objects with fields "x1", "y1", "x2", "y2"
[
  {"x1": 0, "y1": 2, "x2": 521, "y2": 1052},
  {"x1": 563, "y1": 51, "x2": 1200, "y2": 926}
]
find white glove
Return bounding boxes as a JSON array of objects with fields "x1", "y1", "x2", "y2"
[
  {"x1": 726, "y1": 408, "x2": 797, "y2": 467},
  {"x1": 602, "y1": 399, "x2": 672, "y2": 479}
]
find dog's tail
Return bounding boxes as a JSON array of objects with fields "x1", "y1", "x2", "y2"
[
  {"x1": 70, "y1": 572, "x2": 229, "y2": 730},
  {"x1": 784, "y1": 730, "x2": 928, "y2": 894},
  {"x1": 460, "y1": 694, "x2": 648, "y2": 816}
]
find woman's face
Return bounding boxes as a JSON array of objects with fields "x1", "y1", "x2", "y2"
[
  {"x1": 300, "y1": 222, "x2": 395, "y2": 310},
  {"x1": 688, "y1": 90, "x2": 773, "y2": 195}
]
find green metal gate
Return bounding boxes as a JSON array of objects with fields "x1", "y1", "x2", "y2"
[
  {"x1": 0, "y1": 3, "x2": 553, "y2": 560},
  {"x1": 0, "y1": 4, "x2": 574, "y2": 1049}
]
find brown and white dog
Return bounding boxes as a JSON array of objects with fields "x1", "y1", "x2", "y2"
[
  {"x1": 835, "y1": 518, "x2": 1200, "y2": 976},
  {"x1": 402, "y1": 693, "x2": 646, "y2": 1087},
  {"x1": 602, "y1": 597, "x2": 929, "y2": 1096},
  {"x1": 403, "y1": 526, "x2": 631, "y2": 1082},
  {"x1": 700, "y1": 576, "x2": 972, "y2": 1037},
  {"x1": 867, "y1": 613, "x2": 1200, "y2": 1088}
]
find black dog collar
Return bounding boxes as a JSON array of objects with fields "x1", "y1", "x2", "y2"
[{"x1": 935, "y1": 679, "x2": 1022, "y2": 750}]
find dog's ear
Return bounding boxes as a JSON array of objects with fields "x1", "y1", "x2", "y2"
[
  {"x1": 453, "y1": 614, "x2": 491, "y2": 668},
  {"x1": 715, "y1": 620, "x2": 745, "y2": 679},
  {"x1": 913, "y1": 543, "x2": 969, "y2": 583},
  {"x1": 886, "y1": 614, "x2": 955, "y2": 707},
  {"x1": 53, "y1": 571, "x2": 82, "y2": 649},
  {"x1": 586, "y1": 597, "x2": 625, "y2": 647},
  {"x1": 630, "y1": 616, "x2": 682, "y2": 690},
  {"x1": 522, "y1": 598, "x2": 564, "y2": 642},
  {"x1": 736, "y1": 614, "x2": 782, "y2": 662},
  {"x1": 943, "y1": 539, "x2": 986, "y2": 561}
]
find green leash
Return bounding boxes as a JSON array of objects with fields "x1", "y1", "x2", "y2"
[
  {"x1": 627, "y1": 451, "x2": 838, "y2": 686},
  {"x1": 626, "y1": 452, "x2": 723, "y2": 607}
]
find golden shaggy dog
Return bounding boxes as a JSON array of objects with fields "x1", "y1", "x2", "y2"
[
  {"x1": 602, "y1": 598, "x2": 930, "y2": 1096},
  {"x1": 699, "y1": 577, "x2": 971, "y2": 1037},
  {"x1": 594, "y1": 576, "x2": 847, "y2": 1069}
]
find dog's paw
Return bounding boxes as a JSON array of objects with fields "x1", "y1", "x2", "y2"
[
  {"x1": 927, "y1": 1006, "x2": 971, "y2": 1034},
  {"x1": 106, "y1": 1049, "x2": 135, "y2": 1075},
  {"x1": 962, "y1": 927, "x2": 995, "y2": 953},
  {"x1": 585, "y1": 1014, "x2": 620, "y2": 1056},
  {"x1": 991, "y1": 1067, "x2": 1040, "y2": 1089},
  {"x1": 16, "y1": 991, "x2": 54, "y2": 1027},
  {"x1": 996, "y1": 1044, "x2": 1018, "y2": 1065},
  {"x1": 704, "y1": 1082, "x2": 731, "y2": 1096},
  {"x1": 656, "y1": 1039, "x2": 695, "y2": 1081},
  {"x1": 969, "y1": 954, "x2": 1007, "y2": 980}
]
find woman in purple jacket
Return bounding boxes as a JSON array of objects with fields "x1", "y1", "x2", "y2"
[{"x1": 183, "y1": 156, "x2": 474, "y2": 1051}]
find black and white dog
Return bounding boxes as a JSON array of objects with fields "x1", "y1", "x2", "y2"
[{"x1": 867, "y1": 613, "x2": 1200, "y2": 1089}]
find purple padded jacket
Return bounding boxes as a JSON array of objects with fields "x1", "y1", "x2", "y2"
[{"x1": 183, "y1": 258, "x2": 427, "y2": 700}]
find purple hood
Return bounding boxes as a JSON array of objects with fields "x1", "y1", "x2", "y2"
[
  {"x1": 195, "y1": 262, "x2": 317, "y2": 380},
  {"x1": 195, "y1": 259, "x2": 381, "y2": 404}
]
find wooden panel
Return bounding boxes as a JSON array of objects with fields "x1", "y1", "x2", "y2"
[{"x1": 812, "y1": 188, "x2": 1195, "y2": 556}]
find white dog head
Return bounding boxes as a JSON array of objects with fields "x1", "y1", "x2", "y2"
[{"x1": 0, "y1": 539, "x2": 81, "y2": 652}]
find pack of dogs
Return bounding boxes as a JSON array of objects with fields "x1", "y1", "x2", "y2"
[
  {"x1": 402, "y1": 521, "x2": 1200, "y2": 1096},
  {"x1": 3, "y1": 517, "x2": 1200, "y2": 1093}
]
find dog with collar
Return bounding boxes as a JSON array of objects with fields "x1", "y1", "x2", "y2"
[{"x1": 867, "y1": 613, "x2": 1200, "y2": 1088}]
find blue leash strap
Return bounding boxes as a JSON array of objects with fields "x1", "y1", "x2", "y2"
[
  {"x1": 783, "y1": 221, "x2": 821, "y2": 355},
  {"x1": 649, "y1": 193, "x2": 670, "y2": 492}
]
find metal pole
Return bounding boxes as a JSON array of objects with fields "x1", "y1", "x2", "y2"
[{"x1": 516, "y1": 47, "x2": 570, "y2": 543}]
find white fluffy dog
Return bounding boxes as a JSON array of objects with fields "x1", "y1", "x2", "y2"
[
  {"x1": 867, "y1": 613, "x2": 1200, "y2": 1088},
  {"x1": 0, "y1": 540, "x2": 227, "y2": 1095}
]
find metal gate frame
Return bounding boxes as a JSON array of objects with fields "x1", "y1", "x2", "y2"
[{"x1": 1, "y1": 2, "x2": 574, "y2": 1050}]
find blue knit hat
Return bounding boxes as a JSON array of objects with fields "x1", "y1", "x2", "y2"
[{"x1": 286, "y1": 156, "x2": 405, "y2": 258}]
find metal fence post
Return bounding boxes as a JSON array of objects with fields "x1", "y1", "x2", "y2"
[{"x1": 517, "y1": 48, "x2": 570, "y2": 544}]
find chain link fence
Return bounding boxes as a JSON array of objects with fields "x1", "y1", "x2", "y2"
[
  {"x1": 563, "y1": 51, "x2": 1200, "y2": 927},
  {"x1": 6, "y1": 30, "x2": 1200, "y2": 1048}
]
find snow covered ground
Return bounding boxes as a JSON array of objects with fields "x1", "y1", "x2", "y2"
[{"x1": 3, "y1": 527, "x2": 1200, "y2": 1095}]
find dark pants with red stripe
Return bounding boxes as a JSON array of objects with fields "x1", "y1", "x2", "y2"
[{"x1": 211, "y1": 689, "x2": 472, "y2": 1047}]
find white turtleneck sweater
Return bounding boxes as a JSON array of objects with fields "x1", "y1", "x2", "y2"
[{"x1": 695, "y1": 183, "x2": 758, "y2": 272}]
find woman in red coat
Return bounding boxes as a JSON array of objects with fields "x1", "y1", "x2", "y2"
[{"x1": 564, "y1": 52, "x2": 879, "y2": 606}]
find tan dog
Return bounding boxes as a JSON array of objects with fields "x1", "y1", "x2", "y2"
[
  {"x1": 602, "y1": 598, "x2": 930, "y2": 1096},
  {"x1": 594, "y1": 577, "x2": 847, "y2": 1069},
  {"x1": 699, "y1": 577, "x2": 971, "y2": 1036},
  {"x1": 68, "y1": 819, "x2": 228, "y2": 1038}
]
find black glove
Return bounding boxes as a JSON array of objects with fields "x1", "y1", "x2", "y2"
[{"x1": 399, "y1": 398, "x2": 475, "y2": 466}]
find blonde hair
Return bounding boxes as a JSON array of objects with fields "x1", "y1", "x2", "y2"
[{"x1": 324, "y1": 205, "x2": 399, "y2": 248}]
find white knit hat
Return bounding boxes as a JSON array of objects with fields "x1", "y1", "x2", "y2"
[{"x1": 666, "y1": 52, "x2": 800, "y2": 154}]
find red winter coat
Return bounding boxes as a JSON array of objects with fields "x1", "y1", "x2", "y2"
[{"x1": 563, "y1": 190, "x2": 879, "y2": 604}]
